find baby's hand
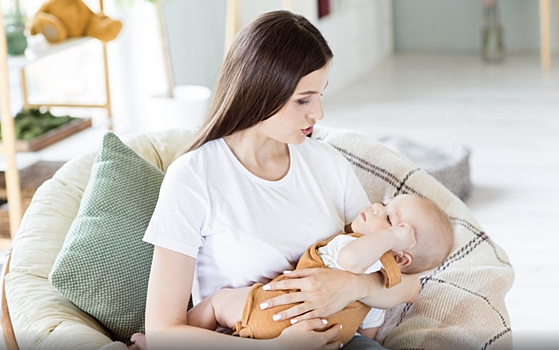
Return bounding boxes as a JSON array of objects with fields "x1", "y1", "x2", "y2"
[
  {"x1": 390, "y1": 223, "x2": 416, "y2": 252},
  {"x1": 129, "y1": 333, "x2": 146, "y2": 350}
]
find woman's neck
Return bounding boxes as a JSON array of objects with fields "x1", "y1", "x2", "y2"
[{"x1": 224, "y1": 128, "x2": 290, "y2": 181}]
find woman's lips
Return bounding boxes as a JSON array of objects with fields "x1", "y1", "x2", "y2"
[{"x1": 301, "y1": 125, "x2": 314, "y2": 136}]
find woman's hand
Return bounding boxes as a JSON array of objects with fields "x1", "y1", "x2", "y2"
[
  {"x1": 260, "y1": 268, "x2": 363, "y2": 323},
  {"x1": 272, "y1": 318, "x2": 343, "y2": 350}
]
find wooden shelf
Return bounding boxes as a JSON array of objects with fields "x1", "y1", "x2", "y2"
[
  {"x1": 7, "y1": 37, "x2": 92, "y2": 70},
  {"x1": 0, "y1": 118, "x2": 92, "y2": 152},
  {"x1": 0, "y1": 0, "x2": 113, "y2": 240},
  {"x1": 0, "y1": 160, "x2": 66, "y2": 240}
]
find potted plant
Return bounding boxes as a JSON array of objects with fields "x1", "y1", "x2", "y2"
[{"x1": 0, "y1": 108, "x2": 92, "y2": 151}]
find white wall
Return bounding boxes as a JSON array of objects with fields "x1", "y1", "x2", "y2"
[
  {"x1": 161, "y1": 0, "x2": 227, "y2": 90},
  {"x1": 393, "y1": 0, "x2": 558, "y2": 53},
  {"x1": 106, "y1": 0, "x2": 394, "y2": 133},
  {"x1": 317, "y1": 0, "x2": 393, "y2": 93},
  {"x1": 162, "y1": 0, "x2": 394, "y2": 95}
]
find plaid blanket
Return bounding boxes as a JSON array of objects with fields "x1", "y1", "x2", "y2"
[{"x1": 313, "y1": 125, "x2": 514, "y2": 350}]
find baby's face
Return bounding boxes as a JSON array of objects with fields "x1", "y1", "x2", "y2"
[{"x1": 351, "y1": 194, "x2": 428, "y2": 235}]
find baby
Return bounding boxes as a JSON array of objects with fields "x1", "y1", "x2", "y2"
[{"x1": 131, "y1": 194, "x2": 453, "y2": 348}]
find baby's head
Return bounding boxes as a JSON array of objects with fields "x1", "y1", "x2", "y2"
[
  {"x1": 396, "y1": 195, "x2": 454, "y2": 274},
  {"x1": 351, "y1": 194, "x2": 454, "y2": 274}
]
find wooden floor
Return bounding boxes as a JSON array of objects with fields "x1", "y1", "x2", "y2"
[
  {"x1": 322, "y1": 53, "x2": 559, "y2": 347},
  {"x1": 1, "y1": 53, "x2": 558, "y2": 348}
]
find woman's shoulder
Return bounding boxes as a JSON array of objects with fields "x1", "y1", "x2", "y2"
[
  {"x1": 168, "y1": 139, "x2": 225, "y2": 176},
  {"x1": 299, "y1": 136, "x2": 332, "y2": 151},
  {"x1": 173, "y1": 139, "x2": 223, "y2": 165},
  {"x1": 298, "y1": 137, "x2": 348, "y2": 163}
]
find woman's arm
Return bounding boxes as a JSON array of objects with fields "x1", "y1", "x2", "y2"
[
  {"x1": 260, "y1": 268, "x2": 420, "y2": 323},
  {"x1": 357, "y1": 272, "x2": 420, "y2": 307},
  {"x1": 357, "y1": 326, "x2": 379, "y2": 340},
  {"x1": 144, "y1": 246, "x2": 343, "y2": 350}
]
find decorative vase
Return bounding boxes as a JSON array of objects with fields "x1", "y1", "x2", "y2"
[
  {"x1": 4, "y1": 0, "x2": 28, "y2": 56},
  {"x1": 5, "y1": 22, "x2": 27, "y2": 56},
  {"x1": 481, "y1": 0, "x2": 504, "y2": 63}
]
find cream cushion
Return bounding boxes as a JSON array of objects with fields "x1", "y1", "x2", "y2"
[
  {"x1": 6, "y1": 129, "x2": 193, "y2": 350},
  {"x1": 5, "y1": 126, "x2": 514, "y2": 350}
]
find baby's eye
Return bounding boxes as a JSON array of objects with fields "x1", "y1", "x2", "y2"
[
  {"x1": 298, "y1": 99, "x2": 310, "y2": 106},
  {"x1": 387, "y1": 215, "x2": 392, "y2": 225}
]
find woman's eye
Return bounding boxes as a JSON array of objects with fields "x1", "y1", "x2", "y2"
[{"x1": 298, "y1": 99, "x2": 310, "y2": 106}]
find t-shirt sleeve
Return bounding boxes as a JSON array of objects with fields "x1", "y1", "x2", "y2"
[{"x1": 143, "y1": 157, "x2": 208, "y2": 258}]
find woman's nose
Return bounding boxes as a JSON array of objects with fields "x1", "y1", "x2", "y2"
[{"x1": 308, "y1": 99, "x2": 324, "y2": 120}]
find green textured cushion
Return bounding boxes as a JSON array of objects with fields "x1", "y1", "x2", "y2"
[{"x1": 49, "y1": 132, "x2": 164, "y2": 342}]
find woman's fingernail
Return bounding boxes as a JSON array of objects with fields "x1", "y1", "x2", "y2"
[
  {"x1": 273, "y1": 314, "x2": 282, "y2": 321},
  {"x1": 283, "y1": 270, "x2": 292, "y2": 274},
  {"x1": 290, "y1": 318, "x2": 298, "y2": 324},
  {"x1": 339, "y1": 324, "x2": 343, "y2": 330},
  {"x1": 321, "y1": 319, "x2": 328, "y2": 325},
  {"x1": 339, "y1": 343, "x2": 344, "y2": 348},
  {"x1": 263, "y1": 284, "x2": 271, "y2": 291},
  {"x1": 260, "y1": 302, "x2": 269, "y2": 310}
]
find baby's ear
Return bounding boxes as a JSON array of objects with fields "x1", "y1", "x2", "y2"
[{"x1": 392, "y1": 251, "x2": 412, "y2": 267}]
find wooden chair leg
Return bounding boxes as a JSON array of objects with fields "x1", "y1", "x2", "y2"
[
  {"x1": 540, "y1": 0, "x2": 552, "y2": 69},
  {"x1": 1, "y1": 251, "x2": 20, "y2": 350},
  {"x1": 224, "y1": 0, "x2": 240, "y2": 53},
  {"x1": 224, "y1": 0, "x2": 294, "y2": 53},
  {"x1": 0, "y1": 5, "x2": 24, "y2": 239},
  {"x1": 282, "y1": 0, "x2": 293, "y2": 12}
]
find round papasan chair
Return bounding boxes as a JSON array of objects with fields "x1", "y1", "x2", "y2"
[{"x1": 1, "y1": 126, "x2": 514, "y2": 350}]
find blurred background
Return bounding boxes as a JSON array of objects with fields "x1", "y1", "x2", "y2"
[{"x1": 3, "y1": 0, "x2": 556, "y2": 135}]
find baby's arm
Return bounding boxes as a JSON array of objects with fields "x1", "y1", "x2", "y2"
[
  {"x1": 338, "y1": 224, "x2": 415, "y2": 274},
  {"x1": 357, "y1": 326, "x2": 379, "y2": 340},
  {"x1": 187, "y1": 287, "x2": 252, "y2": 331},
  {"x1": 337, "y1": 230, "x2": 393, "y2": 273}
]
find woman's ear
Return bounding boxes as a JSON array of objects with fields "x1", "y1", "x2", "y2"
[{"x1": 392, "y1": 251, "x2": 412, "y2": 267}]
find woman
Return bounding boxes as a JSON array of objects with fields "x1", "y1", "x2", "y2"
[{"x1": 141, "y1": 10, "x2": 419, "y2": 350}]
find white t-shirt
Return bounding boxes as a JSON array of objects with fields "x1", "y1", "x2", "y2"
[
  {"x1": 318, "y1": 235, "x2": 385, "y2": 329},
  {"x1": 144, "y1": 137, "x2": 369, "y2": 305}
]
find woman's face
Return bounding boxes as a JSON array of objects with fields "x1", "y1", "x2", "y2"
[{"x1": 258, "y1": 64, "x2": 330, "y2": 145}]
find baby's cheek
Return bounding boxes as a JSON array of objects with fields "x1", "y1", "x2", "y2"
[{"x1": 364, "y1": 220, "x2": 390, "y2": 233}]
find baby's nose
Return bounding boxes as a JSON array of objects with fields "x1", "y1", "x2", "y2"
[{"x1": 372, "y1": 203, "x2": 384, "y2": 215}]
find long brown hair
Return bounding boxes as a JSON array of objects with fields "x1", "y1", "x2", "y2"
[{"x1": 175, "y1": 10, "x2": 333, "y2": 157}]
